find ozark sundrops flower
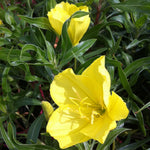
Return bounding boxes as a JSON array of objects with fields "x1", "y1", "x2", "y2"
[
  {"x1": 47, "y1": 56, "x2": 129, "y2": 149},
  {"x1": 47, "y1": 2, "x2": 90, "y2": 46}
]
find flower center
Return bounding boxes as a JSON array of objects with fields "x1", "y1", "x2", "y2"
[{"x1": 79, "y1": 97, "x2": 106, "y2": 124}]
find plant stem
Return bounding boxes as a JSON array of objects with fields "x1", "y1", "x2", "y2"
[
  {"x1": 74, "y1": 58, "x2": 77, "y2": 71},
  {"x1": 112, "y1": 140, "x2": 115, "y2": 150}
]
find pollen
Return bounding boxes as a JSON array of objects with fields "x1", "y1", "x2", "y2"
[{"x1": 91, "y1": 108, "x2": 105, "y2": 124}]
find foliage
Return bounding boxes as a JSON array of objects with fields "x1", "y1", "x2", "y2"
[{"x1": 0, "y1": 0, "x2": 150, "y2": 150}]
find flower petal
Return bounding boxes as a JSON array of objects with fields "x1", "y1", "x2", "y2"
[
  {"x1": 54, "y1": 132, "x2": 89, "y2": 149},
  {"x1": 68, "y1": 15, "x2": 90, "y2": 45},
  {"x1": 50, "y1": 68, "x2": 99, "y2": 106},
  {"x1": 79, "y1": 75, "x2": 104, "y2": 107},
  {"x1": 47, "y1": 7, "x2": 69, "y2": 35},
  {"x1": 80, "y1": 112, "x2": 116, "y2": 143},
  {"x1": 107, "y1": 91, "x2": 129, "y2": 121},
  {"x1": 82, "y1": 56, "x2": 111, "y2": 107},
  {"x1": 46, "y1": 105, "x2": 88, "y2": 137}
]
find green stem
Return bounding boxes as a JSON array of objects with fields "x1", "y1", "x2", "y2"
[
  {"x1": 90, "y1": 140, "x2": 96, "y2": 150},
  {"x1": 74, "y1": 58, "x2": 77, "y2": 71},
  {"x1": 75, "y1": 143, "x2": 85, "y2": 150},
  {"x1": 112, "y1": 140, "x2": 115, "y2": 150}
]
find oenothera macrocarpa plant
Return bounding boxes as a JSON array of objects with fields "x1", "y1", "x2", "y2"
[{"x1": 44, "y1": 56, "x2": 129, "y2": 149}]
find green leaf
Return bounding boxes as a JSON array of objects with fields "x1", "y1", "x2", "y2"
[
  {"x1": 118, "y1": 64, "x2": 143, "y2": 104},
  {"x1": 129, "y1": 67, "x2": 145, "y2": 87},
  {"x1": 20, "y1": 44, "x2": 49, "y2": 65},
  {"x1": 76, "y1": 0, "x2": 94, "y2": 6},
  {"x1": 7, "y1": 122, "x2": 16, "y2": 143},
  {"x1": 0, "y1": 38, "x2": 9, "y2": 46},
  {"x1": 0, "y1": 103, "x2": 7, "y2": 113},
  {"x1": 0, "y1": 48, "x2": 32, "y2": 62},
  {"x1": 5, "y1": 11, "x2": 16, "y2": 25},
  {"x1": 45, "y1": 40, "x2": 56, "y2": 64},
  {"x1": 0, "y1": 8, "x2": 5, "y2": 20},
  {"x1": 71, "y1": 11, "x2": 89, "y2": 18},
  {"x1": 59, "y1": 39, "x2": 96, "y2": 68},
  {"x1": 14, "y1": 98, "x2": 41, "y2": 109},
  {"x1": 24, "y1": 63, "x2": 45, "y2": 82},
  {"x1": 61, "y1": 20, "x2": 72, "y2": 53},
  {"x1": 126, "y1": 39, "x2": 150, "y2": 50},
  {"x1": 0, "y1": 123, "x2": 17, "y2": 150},
  {"x1": 0, "y1": 27, "x2": 12, "y2": 37},
  {"x1": 135, "y1": 15, "x2": 147, "y2": 29},
  {"x1": 18, "y1": 15, "x2": 51, "y2": 30},
  {"x1": 124, "y1": 57, "x2": 150, "y2": 77},
  {"x1": 17, "y1": 144, "x2": 57, "y2": 150},
  {"x1": 106, "y1": 57, "x2": 143, "y2": 104},
  {"x1": 2, "y1": 67, "x2": 11, "y2": 95},
  {"x1": 46, "y1": 0, "x2": 56, "y2": 11},
  {"x1": 83, "y1": 21, "x2": 123, "y2": 40},
  {"x1": 132, "y1": 102, "x2": 146, "y2": 136},
  {"x1": 26, "y1": 114, "x2": 45, "y2": 144},
  {"x1": 84, "y1": 48, "x2": 107, "y2": 59},
  {"x1": 0, "y1": 120, "x2": 57, "y2": 150},
  {"x1": 118, "y1": 137, "x2": 150, "y2": 150},
  {"x1": 97, "y1": 128, "x2": 130, "y2": 150},
  {"x1": 110, "y1": 0, "x2": 150, "y2": 14},
  {"x1": 136, "y1": 101, "x2": 150, "y2": 113}
]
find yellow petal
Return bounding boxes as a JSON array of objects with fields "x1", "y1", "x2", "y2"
[
  {"x1": 64, "y1": 2, "x2": 79, "y2": 16},
  {"x1": 46, "y1": 105, "x2": 88, "y2": 137},
  {"x1": 68, "y1": 16, "x2": 90, "y2": 46},
  {"x1": 82, "y1": 56, "x2": 111, "y2": 107},
  {"x1": 41, "y1": 101, "x2": 53, "y2": 121},
  {"x1": 47, "y1": 7, "x2": 69, "y2": 35},
  {"x1": 107, "y1": 91, "x2": 129, "y2": 121},
  {"x1": 50, "y1": 68, "x2": 98, "y2": 106},
  {"x1": 54, "y1": 132, "x2": 89, "y2": 149},
  {"x1": 79, "y1": 74, "x2": 104, "y2": 107},
  {"x1": 80, "y1": 112, "x2": 116, "y2": 143}
]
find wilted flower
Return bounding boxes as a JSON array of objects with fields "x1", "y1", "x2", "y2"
[
  {"x1": 47, "y1": 56, "x2": 129, "y2": 149},
  {"x1": 47, "y1": 2, "x2": 90, "y2": 46}
]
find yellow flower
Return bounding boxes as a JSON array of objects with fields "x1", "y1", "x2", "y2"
[
  {"x1": 47, "y1": 2, "x2": 90, "y2": 46},
  {"x1": 47, "y1": 56, "x2": 129, "y2": 149},
  {"x1": 0, "y1": 19, "x2": 3, "y2": 25}
]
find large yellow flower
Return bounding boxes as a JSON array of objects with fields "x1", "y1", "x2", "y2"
[
  {"x1": 47, "y1": 56, "x2": 129, "y2": 149},
  {"x1": 47, "y1": 2, "x2": 90, "y2": 46}
]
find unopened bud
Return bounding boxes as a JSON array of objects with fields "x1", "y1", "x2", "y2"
[{"x1": 41, "y1": 101, "x2": 54, "y2": 121}]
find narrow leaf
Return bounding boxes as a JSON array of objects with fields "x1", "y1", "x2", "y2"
[
  {"x1": 71, "y1": 11, "x2": 89, "y2": 18},
  {"x1": 26, "y1": 114, "x2": 45, "y2": 144},
  {"x1": 136, "y1": 102, "x2": 150, "y2": 113},
  {"x1": 0, "y1": 123, "x2": 17, "y2": 150},
  {"x1": 18, "y1": 15, "x2": 51, "y2": 30},
  {"x1": 110, "y1": 0, "x2": 150, "y2": 14},
  {"x1": 118, "y1": 137, "x2": 150, "y2": 150},
  {"x1": 61, "y1": 20, "x2": 72, "y2": 53},
  {"x1": 132, "y1": 102, "x2": 146, "y2": 136},
  {"x1": 124, "y1": 57, "x2": 150, "y2": 77},
  {"x1": 14, "y1": 98, "x2": 41, "y2": 109},
  {"x1": 59, "y1": 39, "x2": 96, "y2": 68}
]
